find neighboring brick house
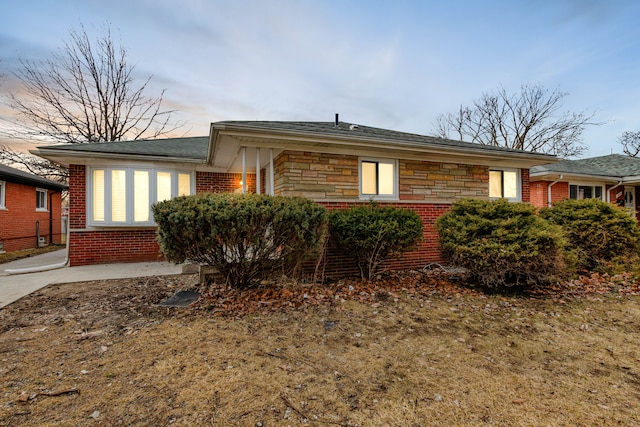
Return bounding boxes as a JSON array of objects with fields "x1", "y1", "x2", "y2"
[
  {"x1": 32, "y1": 120, "x2": 556, "y2": 273},
  {"x1": 0, "y1": 164, "x2": 67, "y2": 253},
  {"x1": 530, "y1": 154, "x2": 640, "y2": 220}
]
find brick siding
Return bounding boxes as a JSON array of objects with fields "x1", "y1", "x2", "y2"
[
  {"x1": 69, "y1": 228, "x2": 161, "y2": 266},
  {"x1": 0, "y1": 180, "x2": 64, "y2": 252},
  {"x1": 316, "y1": 201, "x2": 449, "y2": 277},
  {"x1": 66, "y1": 158, "x2": 533, "y2": 272}
]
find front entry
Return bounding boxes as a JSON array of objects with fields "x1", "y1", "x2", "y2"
[{"x1": 624, "y1": 186, "x2": 636, "y2": 216}]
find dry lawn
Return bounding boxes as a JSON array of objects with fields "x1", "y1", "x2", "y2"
[{"x1": 1, "y1": 271, "x2": 640, "y2": 426}]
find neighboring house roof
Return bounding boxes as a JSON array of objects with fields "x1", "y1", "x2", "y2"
[
  {"x1": 31, "y1": 121, "x2": 557, "y2": 170},
  {"x1": 0, "y1": 164, "x2": 67, "y2": 191},
  {"x1": 530, "y1": 154, "x2": 640, "y2": 183}
]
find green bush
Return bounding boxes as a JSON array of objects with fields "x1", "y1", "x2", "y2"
[
  {"x1": 436, "y1": 199, "x2": 566, "y2": 288},
  {"x1": 152, "y1": 193, "x2": 328, "y2": 289},
  {"x1": 540, "y1": 198, "x2": 640, "y2": 272},
  {"x1": 328, "y1": 203, "x2": 423, "y2": 281}
]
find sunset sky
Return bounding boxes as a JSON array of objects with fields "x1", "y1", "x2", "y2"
[{"x1": 1, "y1": 0, "x2": 639, "y2": 157}]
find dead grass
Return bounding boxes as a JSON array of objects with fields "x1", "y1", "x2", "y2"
[{"x1": 1, "y1": 272, "x2": 640, "y2": 426}]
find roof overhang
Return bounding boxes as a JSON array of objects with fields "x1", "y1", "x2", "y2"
[
  {"x1": 30, "y1": 147, "x2": 207, "y2": 168},
  {"x1": 207, "y1": 122, "x2": 557, "y2": 173}
]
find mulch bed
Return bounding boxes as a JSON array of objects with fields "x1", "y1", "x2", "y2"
[{"x1": 192, "y1": 270, "x2": 640, "y2": 318}]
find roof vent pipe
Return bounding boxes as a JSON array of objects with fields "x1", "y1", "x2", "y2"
[{"x1": 334, "y1": 113, "x2": 339, "y2": 127}]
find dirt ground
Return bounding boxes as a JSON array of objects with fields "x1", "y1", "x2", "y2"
[{"x1": 1, "y1": 271, "x2": 640, "y2": 426}]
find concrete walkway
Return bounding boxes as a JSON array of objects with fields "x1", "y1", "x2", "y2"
[{"x1": 0, "y1": 249, "x2": 183, "y2": 308}]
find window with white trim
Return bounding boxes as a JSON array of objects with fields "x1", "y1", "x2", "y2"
[
  {"x1": 489, "y1": 169, "x2": 520, "y2": 201},
  {"x1": 0, "y1": 181, "x2": 5, "y2": 209},
  {"x1": 359, "y1": 158, "x2": 398, "y2": 199},
  {"x1": 88, "y1": 167, "x2": 194, "y2": 226},
  {"x1": 36, "y1": 188, "x2": 47, "y2": 211},
  {"x1": 569, "y1": 184, "x2": 603, "y2": 200}
]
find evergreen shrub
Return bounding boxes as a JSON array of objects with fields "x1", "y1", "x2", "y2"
[
  {"x1": 328, "y1": 203, "x2": 422, "y2": 281},
  {"x1": 540, "y1": 198, "x2": 640, "y2": 272},
  {"x1": 152, "y1": 193, "x2": 328, "y2": 289},
  {"x1": 436, "y1": 199, "x2": 566, "y2": 288}
]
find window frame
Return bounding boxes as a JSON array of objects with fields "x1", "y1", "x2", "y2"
[
  {"x1": 358, "y1": 157, "x2": 399, "y2": 200},
  {"x1": 569, "y1": 183, "x2": 604, "y2": 201},
  {"x1": 0, "y1": 181, "x2": 5, "y2": 209},
  {"x1": 489, "y1": 168, "x2": 521, "y2": 202},
  {"x1": 36, "y1": 188, "x2": 48, "y2": 211},
  {"x1": 87, "y1": 166, "x2": 194, "y2": 227}
]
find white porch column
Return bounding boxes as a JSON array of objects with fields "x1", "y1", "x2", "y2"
[
  {"x1": 241, "y1": 147, "x2": 247, "y2": 194},
  {"x1": 255, "y1": 148, "x2": 261, "y2": 194},
  {"x1": 269, "y1": 149, "x2": 274, "y2": 195}
]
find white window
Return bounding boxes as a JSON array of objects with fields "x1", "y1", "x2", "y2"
[
  {"x1": 360, "y1": 158, "x2": 398, "y2": 199},
  {"x1": 36, "y1": 188, "x2": 47, "y2": 211},
  {"x1": 0, "y1": 181, "x2": 5, "y2": 209},
  {"x1": 88, "y1": 167, "x2": 194, "y2": 226},
  {"x1": 570, "y1": 184, "x2": 603, "y2": 200},
  {"x1": 489, "y1": 169, "x2": 520, "y2": 201}
]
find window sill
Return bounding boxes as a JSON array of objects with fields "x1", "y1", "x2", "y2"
[
  {"x1": 359, "y1": 195, "x2": 399, "y2": 202},
  {"x1": 36, "y1": 208, "x2": 49, "y2": 213}
]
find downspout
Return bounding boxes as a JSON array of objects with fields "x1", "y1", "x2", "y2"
[
  {"x1": 607, "y1": 181, "x2": 623, "y2": 203},
  {"x1": 48, "y1": 190, "x2": 56, "y2": 245},
  {"x1": 4, "y1": 214, "x2": 70, "y2": 275},
  {"x1": 547, "y1": 175, "x2": 563, "y2": 207}
]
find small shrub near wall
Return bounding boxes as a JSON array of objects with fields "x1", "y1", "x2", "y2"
[
  {"x1": 328, "y1": 203, "x2": 423, "y2": 281},
  {"x1": 436, "y1": 198, "x2": 567, "y2": 289},
  {"x1": 152, "y1": 193, "x2": 328, "y2": 289},
  {"x1": 540, "y1": 198, "x2": 640, "y2": 272}
]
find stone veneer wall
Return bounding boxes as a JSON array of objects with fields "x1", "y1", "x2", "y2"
[{"x1": 274, "y1": 150, "x2": 498, "y2": 202}]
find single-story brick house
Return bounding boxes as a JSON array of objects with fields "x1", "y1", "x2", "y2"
[
  {"x1": 0, "y1": 164, "x2": 67, "y2": 253},
  {"x1": 530, "y1": 154, "x2": 640, "y2": 220},
  {"x1": 32, "y1": 120, "x2": 557, "y2": 274}
]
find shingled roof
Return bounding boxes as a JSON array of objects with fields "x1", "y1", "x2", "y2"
[
  {"x1": 213, "y1": 121, "x2": 557, "y2": 157},
  {"x1": 530, "y1": 154, "x2": 640, "y2": 178},
  {"x1": 0, "y1": 164, "x2": 67, "y2": 190},
  {"x1": 35, "y1": 136, "x2": 209, "y2": 160}
]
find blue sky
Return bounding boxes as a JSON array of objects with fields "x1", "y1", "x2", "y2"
[{"x1": 1, "y1": 0, "x2": 639, "y2": 157}]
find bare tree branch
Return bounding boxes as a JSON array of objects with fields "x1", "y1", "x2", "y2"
[
  {"x1": 433, "y1": 84, "x2": 600, "y2": 158},
  {"x1": 619, "y1": 131, "x2": 640, "y2": 157},
  {"x1": 0, "y1": 24, "x2": 183, "y2": 177}
]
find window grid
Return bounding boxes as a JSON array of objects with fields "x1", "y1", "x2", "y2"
[
  {"x1": 359, "y1": 158, "x2": 398, "y2": 200},
  {"x1": 88, "y1": 167, "x2": 194, "y2": 226},
  {"x1": 0, "y1": 181, "x2": 5, "y2": 208},
  {"x1": 36, "y1": 188, "x2": 47, "y2": 211},
  {"x1": 489, "y1": 169, "x2": 520, "y2": 201}
]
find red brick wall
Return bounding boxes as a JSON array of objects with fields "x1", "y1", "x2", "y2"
[
  {"x1": 317, "y1": 201, "x2": 449, "y2": 277},
  {"x1": 69, "y1": 228, "x2": 162, "y2": 266},
  {"x1": 521, "y1": 169, "x2": 531, "y2": 203},
  {"x1": 0, "y1": 181, "x2": 64, "y2": 252},
  {"x1": 530, "y1": 180, "x2": 569, "y2": 209},
  {"x1": 196, "y1": 171, "x2": 256, "y2": 193}
]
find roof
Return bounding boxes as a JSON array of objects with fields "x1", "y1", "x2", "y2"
[
  {"x1": 212, "y1": 120, "x2": 557, "y2": 156},
  {"x1": 34, "y1": 136, "x2": 209, "y2": 161},
  {"x1": 0, "y1": 164, "x2": 67, "y2": 190},
  {"x1": 530, "y1": 154, "x2": 640, "y2": 180},
  {"x1": 208, "y1": 121, "x2": 557, "y2": 171},
  {"x1": 31, "y1": 121, "x2": 557, "y2": 171}
]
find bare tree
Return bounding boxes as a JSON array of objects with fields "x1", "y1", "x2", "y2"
[
  {"x1": 433, "y1": 84, "x2": 598, "y2": 158},
  {"x1": 619, "y1": 131, "x2": 640, "y2": 157},
  {"x1": 0, "y1": 24, "x2": 181, "y2": 179}
]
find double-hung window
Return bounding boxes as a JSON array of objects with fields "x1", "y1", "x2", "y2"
[
  {"x1": 36, "y1": 188, "x2": 47, "y2": 211},
  {"x1": 89, "y1": 167, "x2": 193, "y2": 226},
  {"x1": 489, "y1": 169, "x2": 520, "y2": 201},
  {"x1": 569, "y1": 184, "x2": 603, "y2": 200},
  {"x1": 360, "y1": 158, "x2": 398, "y2": 200},
  {"x1": 0, "y1": 181, "x2": 5, "y2": 209}
]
